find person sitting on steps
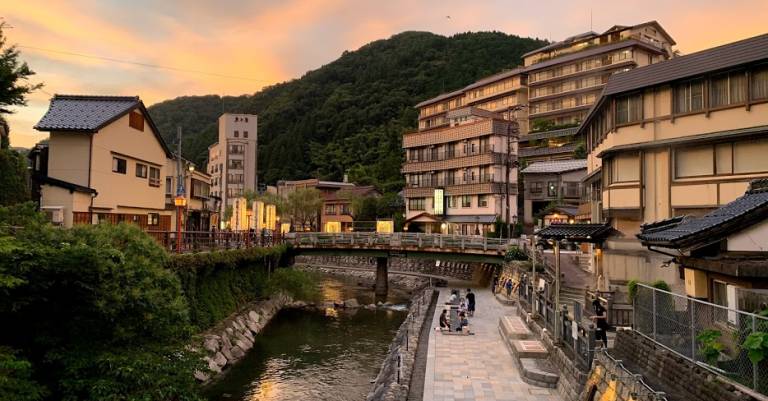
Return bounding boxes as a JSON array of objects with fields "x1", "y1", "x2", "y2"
[{"x1": 439, "y1": 309, "x2": 449, "y2": 331}]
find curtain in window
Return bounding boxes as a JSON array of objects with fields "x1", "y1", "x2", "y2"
[
  {"x1": 752, "y1": 66, "x2": 768, "y2": 100},
  {"x1": 710, "y1": 74, "x2": 729, "y2": 107},
  {"x1": 729, "y1": 73, "x2": 746, "y2": 104}
]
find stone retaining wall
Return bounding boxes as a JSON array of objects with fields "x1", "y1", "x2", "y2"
[
  {"x1": 298, "y1": 264, "x2": 431, "y2": 290},
  {"x1": 296, "y1": 255, "x2": 479, "y2": 281},
  {"x1": 366, "y1": 288, "x2": 438, "y2": 401},
  {"x1": 582, "y1": 329, "x2": 767, "y2": 401},
  {"x1": 516, "y1": 308, "x2": 588, "y2": 401},
  {"x1": 197, "y1": 292, "x2": 294, "y2": 381}
]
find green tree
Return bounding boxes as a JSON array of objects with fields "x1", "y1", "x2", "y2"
[
  {"x1": 284, "y1": 187, "x2": 323, "y2": 230},
  {"x1": 0, "y1": 347, "x2": 45, "y2": 401},
  {"x1": 0, "y1": 23, "x2": 42, "y2": 115},
  {"x1": 0, "y1": 214, "x2": 204, "y2": 401}
]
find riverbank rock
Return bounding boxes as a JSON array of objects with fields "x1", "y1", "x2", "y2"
[
  {"x1": 344, "y1": 298, "x2": 360, "y2": 308},
  {"x1": 195, "y1": 292, "x2": 294, "y2": 382}
]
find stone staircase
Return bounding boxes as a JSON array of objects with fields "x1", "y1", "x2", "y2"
[{"x1": 498, "y1": 314, "x2": 560, "y2": 388}]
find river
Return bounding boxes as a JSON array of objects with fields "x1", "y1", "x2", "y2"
[{"x1": 204, "y1": 274, "x2": 410, "y2": 401}]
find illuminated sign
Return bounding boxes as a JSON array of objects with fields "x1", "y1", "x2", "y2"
[{"x1": 433, "y1": 188, "x2": 445, "y2": 216}]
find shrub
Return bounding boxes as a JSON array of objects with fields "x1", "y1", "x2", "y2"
[
  {"x1": 697, "y1": 329, "x2": 724, "y2": 365},
  {"x1": 265, "y1": 268, "x2": 319, "y2": 301},
  {"x1": 167, "y1": 245, "x2": 290, "y2": 330},
  {"x1": 505, "y1": 245, "x2": 528, "y2": 261}
]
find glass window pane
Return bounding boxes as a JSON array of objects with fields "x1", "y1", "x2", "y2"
[
  {"x1": 751, "y1": 66, "x2": 768, "y2": 100},
  {"x1": 734, "y1": 138, "x2": 768, "y2": 173},
  {"x1": 675, "y1": 145, "x2": 714, "y2": 177},
  {"x1": 730, "y1": 72, "x2": 746, "y2": 103},
  {"x1": 710, "y1": 74, "x2": 729, "y2": 107},
  {"x1": 715, "y1": 143, "x2": 733, "y2": 175},
  {"x1": 613, "y1": 153, "x2": 640, "y2": 182}
]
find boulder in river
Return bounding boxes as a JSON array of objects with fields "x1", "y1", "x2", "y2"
[{"x1": 344, "y1": 298, "x2": 360, "y2": 308}]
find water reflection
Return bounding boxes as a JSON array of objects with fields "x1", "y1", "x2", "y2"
[{"x1": 204, "y1": 275, "x2": 409, "y2": 401}]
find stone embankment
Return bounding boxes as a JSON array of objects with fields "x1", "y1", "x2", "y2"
[
  {"x1": 366, "y1": 288, "x2": 438, "y2": 401},
  {"x1": 196, "y1": 292, "x2": 297, "y2": 381},
  {"x1": 297, "y1": 265, "x2": 431, "y2": 291},
  {"x1": 297, "y1": 255, "x2": 480, "y2": 281}
]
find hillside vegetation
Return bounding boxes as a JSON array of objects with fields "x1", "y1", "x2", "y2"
[{"x1": 148, "y1": 31, "x2": 547, "y2": 191}]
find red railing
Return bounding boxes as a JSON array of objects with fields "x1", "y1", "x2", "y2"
[{"x1": 146, "y1": 230, "x2": 283, "y2": 253}]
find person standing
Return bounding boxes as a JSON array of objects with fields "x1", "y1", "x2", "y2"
[
  {"x1": 466, "y1": 288, "x2": 476, "y2": 316},
  {"x1": 491, "y1": 275, "x2": 499, "y2": 294},
  {"x1": 591, "y1": 299, "x2": 609, "y2": 348},
  {"x1": 505, "y1": 279, "x2": 513, "y2": 298}
]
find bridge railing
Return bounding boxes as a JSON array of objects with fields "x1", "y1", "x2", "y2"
[
  {"x1": 147, "y1": 230, "x2": 283, "y2": 253},
  {"x1": 288, "y1": 232, "x2": 513, "y2": 253}
]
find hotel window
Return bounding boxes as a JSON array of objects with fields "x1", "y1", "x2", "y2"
[
  {"x1": 734, "y1": 138, "x2": 768, "y2": 174},
  {"x1": 547, "y1": 182, "x2": 557, "y2": 197},
  {"x1": 243, "y1": 131, "x2": 249, "y2": 138},
  {"x1": 615, "y1": 94, "x2": 642, "y2": 125},
  {"x1": 112, "y1": 157, "x2": 126, "y2": 174},
  {"x1": 478, "y1": 195, "x2": 488, "y2": 207},
  {"x1": 135, "y1": 163, "x2": 148, "y2": 178},
  {"x1": 675, "y1": 145, "x2": 716, "y2": 178},
  {"x1": 148, "y1": 213, "x2": 160, "y2": 226},
  {"x1": 673, "y1": 79, "x2": 704, "y2": 114},
  {"x1": 751, "y1": 65, "x2": 768, "y2": 100},
  {"x1": 710, "y1": 71, "x2": 746, "y2": 108},
  {"x1": 128, "y1": 111, "x2": 144, "y2": 131},
  {"x1": 191, "y1": 179, "x2": 209, "y2": 198},
  {"x1": 610, "y1": 153, "x2": 640, "y2": 182},
  {"x1": 325, "y1": 204, "x2": 336, "y2": 215},
  {"x1": 149, "y1": 167, "x2": 161, "y2": 187},
  {"x1": 165, "y1": 177, "x2": 173, "y2": 194},
  {"x1": 229, "y1": 159, "x2": 244, "y2": 170},
  {"x1": 341, "y1": 204, "x2": 351, "y2": 215},
  {"x1": 448, "y1": 196, "x2": 457, "y2": 208},
  {"x1": 529, "y1": 182, "x2": 543, "y2": 194},
  {"x1": 234, "y1": 130, "x2": 239, "y2": 138},
  {"x1": 408, "y1": 198, "x2": 425, "y2": 211},
  {"x1": 461, "y1": 195, "x2": 471, "y2": 208}
]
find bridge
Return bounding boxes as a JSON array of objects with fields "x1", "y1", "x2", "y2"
[{"x1": 286, "y1": 232, "x2": 515, "y2": 296}]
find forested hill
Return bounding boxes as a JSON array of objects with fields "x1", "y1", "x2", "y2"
[{"x1": 147, "y1": 31, "x2": 547, "y2": 191}]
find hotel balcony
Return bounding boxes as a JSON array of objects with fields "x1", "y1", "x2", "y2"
[
  {"x1": 402, "y1": 149, "x2": 513, "y2": 174},
  {"x1": 403, "y1": 119, "x2": 514, "y2": 148},
  {"x1": 403, "y1": 175, "x2": 518, "y2": 197}
]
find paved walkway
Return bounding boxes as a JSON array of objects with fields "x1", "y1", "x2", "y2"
[{"x1": 423, "y1": 286, "x2": 562, "y2": 401}]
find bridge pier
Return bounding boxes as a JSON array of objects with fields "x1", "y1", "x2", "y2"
[{"x1": 375, "y1": 256, "x2": 388, "y2": 296}]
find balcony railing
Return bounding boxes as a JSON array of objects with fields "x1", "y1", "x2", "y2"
[
  {"x1": 406, "y1": 174, "x2": 497, "y2": 188},
  {"x1": 406, "y1": 145, "x2": 497, "y2": 163}
]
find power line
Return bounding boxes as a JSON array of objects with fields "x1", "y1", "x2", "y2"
[{"x1": 17, "y1": 44, "x2": 273, "y2": 83}]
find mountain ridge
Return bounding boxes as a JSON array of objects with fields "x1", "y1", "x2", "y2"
[{"x1": 147, "y1": 30, "x2": 548, "y2": 191}]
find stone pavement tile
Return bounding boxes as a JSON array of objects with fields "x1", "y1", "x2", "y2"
[{"x1": 423, "y1": 286, "x2": 563, "y2": 401}]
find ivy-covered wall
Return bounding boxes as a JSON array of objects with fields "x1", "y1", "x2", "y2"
[{"x1": 167, "y1": 245, "x2": 291, "y2": 330}]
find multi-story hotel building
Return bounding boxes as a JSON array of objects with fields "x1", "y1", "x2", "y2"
[
  {"x1": 207, "y1": 113, "x2": 258, "y2": 219},
  {"x1": 577, "y1": 33, "x2": 768, "y2": 300},
  {"x1": 403, "y1": 106, "x2": 519, "y2": 235},
  {"x1": 407, "y1": 21, "x2": 677, "y2": 229}
]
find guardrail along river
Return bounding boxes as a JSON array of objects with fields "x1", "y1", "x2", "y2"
[{"x1": 204, "y1": 274, "x2": 410, "y2": 401}]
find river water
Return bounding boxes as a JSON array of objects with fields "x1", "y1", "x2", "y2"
[{"x1": 204, "y1": 274, "x2": 410, "y2": 401}]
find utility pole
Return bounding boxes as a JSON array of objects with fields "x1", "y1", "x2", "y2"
[
  {"x1": 174, "y1": 126, "x2": 187, "y2": 253},
  {"x1": 505, "y1": 105, "x2": 522, "y2": 238}
]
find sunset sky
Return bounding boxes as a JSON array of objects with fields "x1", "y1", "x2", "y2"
[{"x1": 3, "y1": 0, "x2": 768, "y2": 147}]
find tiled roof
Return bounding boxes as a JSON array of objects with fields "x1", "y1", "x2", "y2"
[
  {"x1": 414, "y1": 89, "x2": 465, "y2": 108},
  {"x1": 637, "y1": 179, "x2": 768, "y2": 249},
  {"x1": 523, "y1": 31, "x2": 598, "y2": 57},
  {"x1": 521, "y1": 159, "x2": 587, "y2": 174},
  {"x1": 37, "y1": 175, "x2": 96, "y2": 194},
  {"x1": 536, "y1": 223, "x2": 613, "y2": 242},
  {"x1": 603, "y1": 33, "x2": 768, "y2": 97},
  {"x1": 324, "y1": 185, "x2": 380, "y2": 201},
  {"x1": 34, "y1": 95, "x2": 140, "y2": 131},
  {"x1": 519, "y1": 143, "x2": 578, "y2": 158},
  {"x1": 443, "y1": 215, "x2": 497, "y2": 224}
]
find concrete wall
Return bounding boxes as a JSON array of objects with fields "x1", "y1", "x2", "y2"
[{"x1": 90, "y1": 110, "x2": 167, "y2": 212}]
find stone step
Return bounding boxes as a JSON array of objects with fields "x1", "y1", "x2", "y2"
[
  {"x1": 519, "y1": 358, "x2": 559, "y2": 388},
  {"x1": 511, "y1": 339, "x2": 549, "y2": 359},
  {"x1": 498, "y1": 316, "x2": 532, "y2": 340}
]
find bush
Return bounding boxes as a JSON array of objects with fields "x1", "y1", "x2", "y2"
[
  {"x1": 265, "y1": 268, "x2": 319, "y2": 301},
  {"x1": 0, "y1": 347, "x2": 45, "y2": 401},
  {"x1": 168, "y1": 245, "x2": 291, "y2": 330},
  {"x1": 0, "y1": 222, "x2": 203, "y2": 401},
  {"x1": 505, "y1": 246, "x2": 528, "y2": 261}
]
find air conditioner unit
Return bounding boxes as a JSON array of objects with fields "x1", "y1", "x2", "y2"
[{"x1": 41, "y1": 206, "x2": 64, "y2": 225}]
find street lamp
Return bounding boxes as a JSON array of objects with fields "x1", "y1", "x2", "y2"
[{"x1": 174, "y1": 195, "x2": 187, "y2": 253}]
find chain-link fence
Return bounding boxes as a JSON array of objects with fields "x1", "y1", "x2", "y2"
[{"x1": 634, "y1": 283, "x2": 768, "y2": 395}]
